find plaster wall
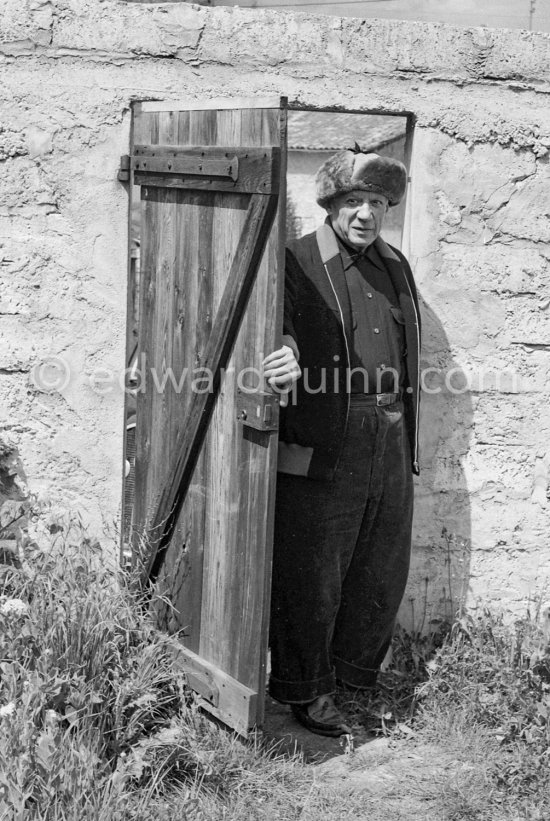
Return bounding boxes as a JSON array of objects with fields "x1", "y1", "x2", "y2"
[
  {"x1": 0, "y1": 0, "x2": 549, "y2": 622},
  {"x1": 267, "y1": 0, "x2": 550, "y2": 33}
]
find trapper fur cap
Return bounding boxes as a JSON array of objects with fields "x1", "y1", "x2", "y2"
[{"x1": 315, "y1": 148, "x2": 407, "y2": 207}]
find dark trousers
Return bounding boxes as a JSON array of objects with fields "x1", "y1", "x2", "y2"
[{"x1": 269, "y1": 396, "x2": 414, "y2": 704}]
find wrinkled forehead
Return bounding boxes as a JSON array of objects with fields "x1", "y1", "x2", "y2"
[
  {"x1": 329, "y1": 189, "x2": 389, "y2": 210},
  {"x1": 345, "y1": 189, "x2": 388, "y2": 203}
]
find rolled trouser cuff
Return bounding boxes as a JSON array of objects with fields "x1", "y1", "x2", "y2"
[
  {"x1": 268, "y1": 671, "x2": 336, "y2": 704},
  {"x1": 334, "y1": 656, "x2": 379, "y2": 689}
]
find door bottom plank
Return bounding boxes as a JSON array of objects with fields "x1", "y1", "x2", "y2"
[{"x1": 169, "y1": 641, "x2": 260, "y2": 737}]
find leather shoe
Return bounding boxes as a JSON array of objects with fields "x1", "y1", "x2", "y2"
[{"x1": 291, "y1": 695, "x2": 351, "y2": 737}]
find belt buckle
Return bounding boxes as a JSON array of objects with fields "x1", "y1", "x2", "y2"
[{"x1": 376, "y1": 393, "x2": 393, "y2": 406}]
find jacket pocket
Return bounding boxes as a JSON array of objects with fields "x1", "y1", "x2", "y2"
[{"x1": 390, "y1": 306, "x2": 405, "y2": 324}]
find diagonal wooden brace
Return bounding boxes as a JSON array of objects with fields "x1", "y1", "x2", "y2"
[{"x1": 143, "y1": 182, "x2": 280, "y2": 587}]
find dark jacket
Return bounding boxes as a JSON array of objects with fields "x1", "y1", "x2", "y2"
[{"x1": 279, "y1": 225, "x2": 421, "y2": 480}]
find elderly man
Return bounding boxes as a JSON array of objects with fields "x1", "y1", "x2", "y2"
[{"x1": 262, "y1": 147, "x2": 421, "y2": 737}]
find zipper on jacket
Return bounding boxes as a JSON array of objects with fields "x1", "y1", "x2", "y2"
[{"x1": 402, "y1": 274, "x2": 421, "y2": 472}]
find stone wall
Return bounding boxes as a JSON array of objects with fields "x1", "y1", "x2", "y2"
[{"x1": 0, "y1": 0, "x2": 549, "y2": 622}]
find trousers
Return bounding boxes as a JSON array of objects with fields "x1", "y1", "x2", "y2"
[{"x1": 269, "y1": 395, "x2": 414, "y2": 704}]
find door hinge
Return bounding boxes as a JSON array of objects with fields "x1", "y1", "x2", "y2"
[
  {"x1": 129, "y1": 145, "x2": 280, "y2": 194},
  {"x1": 133, "y1": 151, "x2": 239, "y2": 181},
  {"x1": 118, "y1": 154, "x2": 130, "y2": 183}
]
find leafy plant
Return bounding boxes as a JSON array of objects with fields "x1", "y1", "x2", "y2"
[
  {"x1": 3, "y1": 507, "x2": 550, "y2": 820},
  {"x1": 417, "y1": 608, "x2": 550, "y2": 808},
  {"x1": 0, "y1": 510, "x2": 340, "y2": 820}
]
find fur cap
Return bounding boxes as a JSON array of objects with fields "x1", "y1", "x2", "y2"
[{"x1": 315, "y1": 149, "x2": 407, "y2": 207}]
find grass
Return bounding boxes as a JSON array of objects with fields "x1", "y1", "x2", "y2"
[
  {"x1": 331, "y1": 608, "x2": 550, "y2": 820},
  {"x1": 0, "y1": 512, "x2": 389, "y2": 820},
  {"x1": 414, "y1": 612, "x2": 550, "y2": 820},
  {"x1": 2, "y1": 510, "x2": 550, "y2": 820}
]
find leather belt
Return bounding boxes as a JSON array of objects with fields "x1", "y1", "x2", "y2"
[{"x1": 350, "y1": 392, "x2": 402, "y2": 406}]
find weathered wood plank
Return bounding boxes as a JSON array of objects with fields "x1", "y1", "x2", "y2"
[
  {"x1": 230, "y1": 109, "x2": 284, "y2": 696},
  {"x1": 146, "y1": 187, "x2": 204, "y2": 635},
  {"x1": 132, "y1": 171, "x2": 277, "y2": 195},
  {"x1": 197, "y1": 108, "x2": 285, "y2": 718},
  {"x1": 169, "y1": 642, "x2": 259, "y2": 738},
  {"x1": 200, "y1": 108, "x2": 264, "y2": 683},
  {"x1": 238, "y1": 108, "x2": 285, "y2": 696},
  {"x1": 133, "y1": 186, "x2": 157, "y2": 551},
  {"x1": 135, "y1": 187, "x2": 178, "y2": 549},
  {"x1": 132, "y1": 102, "x2": 285, "y2": 732},
  {"x1": 172, "y1": 108, "x2": 219, "y2": 650},
  {"x1": 146, "y1": 111, "x2": 211, "y2": 647},
  {"x1": 144, "y1": 189, "x2": 278, "y2": 582},
  {"x1": 135, "y1": 97, "x2": 285, "y2": 113}
]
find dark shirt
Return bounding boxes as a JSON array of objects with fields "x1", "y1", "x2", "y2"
[{"x1": 337, "y1": 237, "x2": 406, "y2": 394}]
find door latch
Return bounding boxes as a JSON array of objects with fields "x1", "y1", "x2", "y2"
[{"x1": 237, "y1": 389, "x2": 279, "y2": 432}]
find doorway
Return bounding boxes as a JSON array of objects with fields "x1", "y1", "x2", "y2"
[{"x1": 121, "y1": 102, "x2": 413, "y2": 736}]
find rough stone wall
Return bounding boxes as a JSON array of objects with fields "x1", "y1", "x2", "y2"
[{"x1": 0, "y1": 0, "x2": 549, "y2": 620}]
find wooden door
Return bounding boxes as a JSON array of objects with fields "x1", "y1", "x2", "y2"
[{"x1": 127, "y1": 99, "x2": 287, "y2": 735}]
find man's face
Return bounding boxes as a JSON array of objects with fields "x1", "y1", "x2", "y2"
[{"x1": 327, "y1": 189, "x2": 389, "y2": 250}]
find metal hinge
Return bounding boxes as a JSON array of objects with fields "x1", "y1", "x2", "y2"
[
  {"x1": 119, "y1": 145, "x2": 280, "y2": 194},
  {"x1": 118, "y1": 154, "x2": 130, "y2": 182},
  {"x1": 132, "y1": 150, "x2": 239, "y2": 181}
]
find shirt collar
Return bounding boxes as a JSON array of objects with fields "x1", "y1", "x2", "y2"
[{"x1": 336, "y1": 234, "x2": 386, "y2": 272}]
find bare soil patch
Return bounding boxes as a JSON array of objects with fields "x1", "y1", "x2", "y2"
[{"x1": 263, "y1": 695, "x2": 462, "y2": 820}]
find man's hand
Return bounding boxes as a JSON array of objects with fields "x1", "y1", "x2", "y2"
[{"x1": 262, "y1": 342, "x2": 301, "y2": 408}]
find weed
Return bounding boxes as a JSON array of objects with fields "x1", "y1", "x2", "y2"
[
  {"x1": 0, "y1": 512, "x2": 372, "y2": 820},
  {"x1": 336, "y1": 619, "x2": 450, "y2": 737},
  {"x1": 3, "y1": 509, "x2": 550, "y2": 820},
  {"x1": 416, "y1": 609, "x2": 550, "y2": 816}
]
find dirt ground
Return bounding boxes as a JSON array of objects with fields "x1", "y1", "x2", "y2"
[{"x1": 263, "y1": 696, "x2": 471, "y2": 820}]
